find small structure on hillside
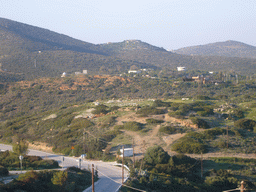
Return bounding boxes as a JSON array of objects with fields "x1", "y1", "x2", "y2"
[
  {"x1": 61, "y1": 72, "x2": 66, "y2": 77},
  {"x1": 177, "y1": 67, "x2": 186, "y2": 71},
  {"x1": 128, "y1": 70, "x2": 141, "y2": 74},
  {"x1": 120, "y1": 148, "x2": 133, "y2": 157}
]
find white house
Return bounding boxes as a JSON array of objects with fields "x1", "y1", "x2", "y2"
[
  {"x1": 177, "y1": 67, "x2": 186, "y2": 71},
  {"x1": 128, "y1": 70, "x2": 141, "y2": 74},
  {"x1": 61, "y1": 72, "x2": 66, "y2": 77}
]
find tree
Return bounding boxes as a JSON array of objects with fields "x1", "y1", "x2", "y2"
[
  {"x1": 144, "y1": 145, "x2": 170, "y2": 166},
  {"x1": 12, "y1": 140, "x2": 29, "y2": 155},
  {"x1": 234, "y1": 118, "x2": 256, "y2": 131},
  {"x1": 51, "y1": 171, "x2": 68, "y2": 187}
]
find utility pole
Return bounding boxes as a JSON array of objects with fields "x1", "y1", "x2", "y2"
[
  {"x1": 92, "y1": 164, "x2": 95, "y2": 192},
  {"x1": 122, "y1": 146, "x2": 124, "y2": 185},
  {"x1": 240, "y1": 181, "x2": 245, "y2": 192},
  {"x1": 227, "y1": 126, "x2": 229, "y2": 149},
  {"x1": 133, "y1": 139, "x2": 135, "y2": 168},
  {"x1": 201, "y1": 153, "x2": 203, "y2": 178},
  {"x1": 19, "y1": 155, "x2": 23, "y2": 174},
  {"x1": 83, "y1": 128, "x2": 86, "y2": 154}
]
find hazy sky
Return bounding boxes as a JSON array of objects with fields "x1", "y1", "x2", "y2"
[{"x1": 1, "y1": 0, "x2": 256, "y2": 50}]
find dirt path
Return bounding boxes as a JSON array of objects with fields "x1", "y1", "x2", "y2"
[
  {"x1": 113, "y1": 111, "x2": 256, "y2": 160},
  {"x1": 187, "y1": 152, "x2": 256, "y2": 159},
  {"x1": 123, "y1": 125, "x2": 162, "y2": 158}
]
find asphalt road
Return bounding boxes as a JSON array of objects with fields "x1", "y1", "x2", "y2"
[{"x1": 0, "y1": 144, "x2": 128, "y2": 192}]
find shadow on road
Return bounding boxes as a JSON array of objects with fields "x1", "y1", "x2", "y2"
[{"x1": 41, "y1": 155, "x2": 60, "y2": 158}]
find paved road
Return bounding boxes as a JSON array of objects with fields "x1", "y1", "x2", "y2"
[{"x1": 0, "y1": 144, "x2": 128, "y2": 192}]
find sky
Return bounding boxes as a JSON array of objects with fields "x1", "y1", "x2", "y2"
[{"x1": 1, "y1": 0, "x2": 256, "y2": 50}]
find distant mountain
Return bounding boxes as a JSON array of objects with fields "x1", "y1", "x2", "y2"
[
  {"x1": 0, "y1": 18, "x2": 155, "y2": 79},
  {"x1": 100, "y1": 40, "x2": 256, "y2": 74},
  {"x1": 174, "y1": 40, "x2": 256, "y2": 59},
  {"x1": 100, "y1": 40, "x2": 167, "y2": 52},
  {"x1": 0, "y1": 18, "x2": 256, "y2": 80},
  {"x1": 0, "y1": 17, "x2": 104, "y2": 55}
]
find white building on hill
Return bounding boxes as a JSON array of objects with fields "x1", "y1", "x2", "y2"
[{"x1": 177, "y1": 67, "x2": 186, "y2": 71}]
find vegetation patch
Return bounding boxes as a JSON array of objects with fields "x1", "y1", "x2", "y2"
[
  {"x1": 1, "y1": 167, "x2": 97, "y2": 192},
  {"x1": 190, "y1": 117, "x2": 210, "y2": 129},
  {"x1": 123, "y1": 121, "x2": 143, "y2": 131},
  {"x1": 146, "y1": 118, "x2": 164, "y2": 124},
  {"x1": 158, "y1": 125, "x2": 185, "y2": 134},
  {"x1": 136, "y1": 106, "x2": 165, "y2": 117}
]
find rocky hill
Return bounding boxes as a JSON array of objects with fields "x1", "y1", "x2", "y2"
[{"x1": 174, "y1": 40, "x2": 256, "y2": 59}]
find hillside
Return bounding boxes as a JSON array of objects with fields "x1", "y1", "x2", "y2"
[
  {"x1": 1, "y1": 18, "x2": 256, "y2": 80},
  {"x1": 0, "y1": 18, "x2": 153, "y2": 79},
  {"x1": 0, "y1": 17, "x2": 104, "y2": 55},
  {"x1": 174, "y1": 40, "x2": 256, "y2": 59},
  {"x1": 101, "y1": 40, "x2": 256, "y2": 74},
  {"x1": 0, "y1": 75, "x2": 256, "y2": 158}
]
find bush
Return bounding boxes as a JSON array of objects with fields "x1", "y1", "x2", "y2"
[
  {"x1": 169, "y1": 154, "x2": 197, "y2": 166},
  {"x1": 203, "y1": 128, "x2": 225, "y2": 139},
  {"x1": 171, "y1": 137, "x2": 207, "y2": 154},
  {"x1": 205, "y1": 176, "x2": 238, "y2": 192},
  {"x1": 0, "y1": 165, "x2": 9, "y2": 176},
  {"x1": 146, "y1": 118, "x2": 164, "y2": 124},
  {"x1": 232, "y1": 109, "x2": 244, "y2": 119},
  {"x1": 197, "y1": 107, "x2": 214, "y2": 117},
  {"x1": 144, "y1": 146, "x2": 170, "y2": 166},
  {"x1": 109, "y1": 105, "x2": 120, "y2": 111},
  {"x1": 234, "y1": 119, "x2": 256, "y2": 131},
  {"x1": 136, "y1": 106, "x2": 165, "y2": 116},
  {"x1": 196, "y1": 95, "x2": 211, "y2": 100},
  {"x1": 70, "y1": 118, "x2": 93, "y2": 130},
  {"x1": 123, "y1": 121, "x2": 143, "y2": 131},
  {"x1": 92, "y1": 104, "x2": 109, "y2": 115},
  {"x1": 190, "y1": 117, "x2": 210, "y2": 129},
  {"x1": 152, "y1": 100, "x2": 171, "y2": 107},
  {"x1": 159, "y1": 126, "x2": 183, "y2": 135}
]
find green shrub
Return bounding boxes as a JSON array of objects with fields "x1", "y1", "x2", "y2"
[
  {"x1": 136, "y1": 106, "x2": 165, "y2": 116},
  {"x1": 186, "y1": 132, "x2": 206, "y2": 141},
  {"x1": 203, "y1": 128, "x2": 225, "y2": 139},
  {"x1": 92, "y1": 104, "x2": 109, "y2": 115},
  {"x1": 102, "y1": 116, "x2": 116, "y2": 125},
  {"x1": 123, "y1": 121, "x2": 143, "y2": 131},
  {"x1": 190, "y1": 117, "x2": 210, "y2": 129},
  {"x1": 197, "y1": 107, "x2": 214, "y2": 117},
  {"x1": 171, "y1": 140, "x2": 207, "y2": 154},
  {"x1": 234, "y1": 118, "x2": 256, "y2": 131},
  {"x1": 205, "y1": 176, "x2": 238, "y2": 192},
  {"x1": 232, "y1": 109, "x2": 245, "y2": 119},
  {"x1": 214, "y1": 140, "x2": 227, "y2": 149},
  {"x1": 86, "y1": 151, "x2": 102, "y2": 160},
  {"x1": 144, "y1": 146, "x2": 170, "y2": 166},
  {"x1": 70, "y1": 118, "x2": 93, "y2": 130},
  {"x1": 109, "y1": 106, "x2": 120, "y2": 111},
  {"x1": 146, "y1": 118, "x2": 164, "y2": 124},
  {"x1": 196, "y1": 95, "x2": 211, "y2": 100},
  {"x1": 0, "y1": 165, "x2": 9, "y2": 176},
  {"x1": 113, "y1": 125, "x2": 124, "y2": 130},
  {"x1": 102, "y1": 129, "x2": 122, "y2": 142},
  {"x1": 159, "y1": 126, "x2": 183, "y2": 134},
  {"x1": 169, "y1": 154, "x2": 197, "y2": 166},
  {"x1": 152, "y1": 100, "x2": 171, "y2": 107}
]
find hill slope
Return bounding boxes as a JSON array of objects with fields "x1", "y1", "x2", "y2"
[
  {"x1": 174, "y1": 40, "x2": 256, "y2": 59},
  {"x1": 0, "y1": 18, "x2": 156, "y2": 79},
  {"x1": 0, "y1": 18, "x2": 256, "y2": 79}
]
